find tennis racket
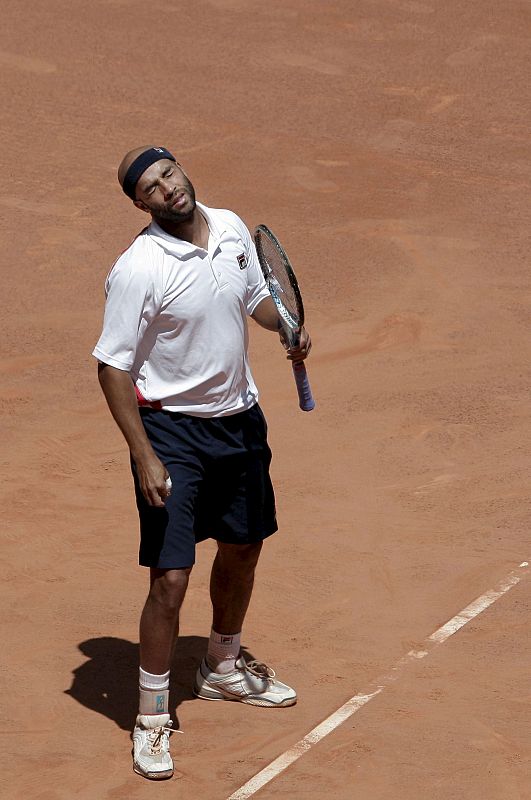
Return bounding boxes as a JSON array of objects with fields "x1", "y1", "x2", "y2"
[{"x1": 254, "y1": 224, "x2": 315, "y2": 412}]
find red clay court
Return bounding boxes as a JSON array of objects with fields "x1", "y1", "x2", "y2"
[{"x1": 1, "y1": 1, "x2": 530, "y2": 798}]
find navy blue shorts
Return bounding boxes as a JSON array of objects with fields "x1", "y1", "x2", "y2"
[{"x1": 131, "y1": 404, "x2": 278, "y2": 569}]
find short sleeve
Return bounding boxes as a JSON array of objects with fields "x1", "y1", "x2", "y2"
[{"x1": 92, "y1": 250, "x2": 161, "y2": 371}]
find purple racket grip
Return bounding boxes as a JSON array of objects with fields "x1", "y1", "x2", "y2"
[{"x1": 292, "y1": 361, "x2": 315, "y2": 412}]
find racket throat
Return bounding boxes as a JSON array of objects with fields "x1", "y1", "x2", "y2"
[{"x1": 286, "y1": 327, "x2": 300, "y2": 348}]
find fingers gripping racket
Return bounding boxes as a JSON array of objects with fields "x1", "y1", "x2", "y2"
[{"x1": 254, "y1": 224, "x2": 315, "y2": 412}]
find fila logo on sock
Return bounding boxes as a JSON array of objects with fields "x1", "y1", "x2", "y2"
[
  {"x1": 221, "y1": 635, "x2": 234, "y2": 643},
  {"x1": 156, "y1": 694, "x2": 165, "y2": 712}
]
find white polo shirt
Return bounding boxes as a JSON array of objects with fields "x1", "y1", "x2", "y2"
[{"x1": 92, "y1": 203, "x2": 270, "y2": 417}]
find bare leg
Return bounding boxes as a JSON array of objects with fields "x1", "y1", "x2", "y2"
[
  {"x1": 210, "y1": 542, "x2": 263, "y2": 635},
  {"x1": 194, "y1": 541, "x2": 297, "y2": 706},
  {"x1": 139, "y1": 567, "x2": 192, "y2": 674}
]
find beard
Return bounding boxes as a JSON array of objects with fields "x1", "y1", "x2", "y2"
[{"x1": 154, "y1": 175, "x2": 197, "y2": 222}]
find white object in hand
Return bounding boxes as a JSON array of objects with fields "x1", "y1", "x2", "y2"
[{"x1": 165, "y1": 476, "x2": 172, "y2": 494}]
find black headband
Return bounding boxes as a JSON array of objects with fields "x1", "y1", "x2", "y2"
[{"x1": 122, "y1": 147, "x2": 176, "y2": 200}]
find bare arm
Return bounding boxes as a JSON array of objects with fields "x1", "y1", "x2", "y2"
[
  {"x1": 251, "y1": 295, "x2": 283, "y2": 331},
  {"x1": 251, "y1": 296, "x2": 312, "y2": 361},
  {"x1": 97, "y1": 363, "x2": 169, "y2": 507}
]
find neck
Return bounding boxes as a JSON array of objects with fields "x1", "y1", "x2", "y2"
[{"x1": 154, "y1": 206, "x2": 209, "y2": 248}]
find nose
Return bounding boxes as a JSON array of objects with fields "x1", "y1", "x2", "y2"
[{"x1": 160, "y1": 179, "x2": 175, "y2": 200}]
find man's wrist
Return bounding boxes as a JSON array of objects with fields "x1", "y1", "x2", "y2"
[{"x1": 130, "y1": 441, "x2": 157, "y2": 466}]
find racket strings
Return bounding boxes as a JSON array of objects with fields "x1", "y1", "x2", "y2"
[{"x1": 255, "y1": 233, "x2": 302, "y2": 326}]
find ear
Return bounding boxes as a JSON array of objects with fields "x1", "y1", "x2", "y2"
[{"x1": 133, "y1": 199, "x2": 150, "y2": 214}]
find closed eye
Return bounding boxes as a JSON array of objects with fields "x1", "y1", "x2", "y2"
[{"x1": 144, "y1": 167, "x2": 173, "y2": 195}]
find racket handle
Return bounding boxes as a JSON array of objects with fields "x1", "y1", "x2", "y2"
[{"x1": 292, "y1": 361, "x2": 315, "y2": 412}]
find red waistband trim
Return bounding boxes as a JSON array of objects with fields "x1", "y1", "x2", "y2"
[{"x1": 135, "y1": 385, "x2": 162, "y2": 410}]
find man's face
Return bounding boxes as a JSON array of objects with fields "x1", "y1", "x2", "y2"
[{"x1": 134, "y1": 159, "x2": 196, "y2": 222}]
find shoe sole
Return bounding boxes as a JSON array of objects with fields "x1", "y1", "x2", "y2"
[
  {"x1": 193, "y1": 683, "x2": 297, "y2": 707},
  {"x1": 133, "y1": 764, "x2": 173, "y2": 780}
]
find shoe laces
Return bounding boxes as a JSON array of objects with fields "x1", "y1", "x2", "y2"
[
  {"x1": 244, "y1": 660, "x2": 276, "y2": 680},
  {"x1": 147, "y1": 720, "x2": 175, "y2": 754}
]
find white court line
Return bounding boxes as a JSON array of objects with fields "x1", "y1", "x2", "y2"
[{"x1": 227, "y1": 561, "x2": 529, "y2": 800}]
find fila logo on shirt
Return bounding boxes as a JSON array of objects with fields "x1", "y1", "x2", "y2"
[{"x1": 237, "y1": 253, "x2": 248, "y2": 270}]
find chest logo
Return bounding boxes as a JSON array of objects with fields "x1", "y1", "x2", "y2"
[{"x1": 237, "y1": 253, "x2": 248, "y2": 270}]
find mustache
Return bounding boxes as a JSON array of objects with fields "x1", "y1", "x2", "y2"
[{"x1": 168, "y1": 180, "x2": 195, "y2": 205}]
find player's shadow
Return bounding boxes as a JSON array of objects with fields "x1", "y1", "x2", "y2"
[{"x1": 65, "y1": 636, "x2": 254, "y2": 731}]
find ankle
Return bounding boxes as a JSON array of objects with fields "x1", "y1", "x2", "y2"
[
  {"x1": 138, "y1": 667, "x2": 170, "y2": 715},
  {"x1": 207, "y1": 629, "x2": 241, "y2": 674}
]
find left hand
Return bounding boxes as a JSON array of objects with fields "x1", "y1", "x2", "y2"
[{"x1": 281, "y1": 325, "x2": 312, "y2": 362}]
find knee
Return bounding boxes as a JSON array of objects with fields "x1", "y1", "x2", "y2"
[
  {"x1": 150, "y1": 567, "x2": 191, "y2": 612},
  {"x1": 217, "y1": 542, "x2": 263, "y2": 574}
]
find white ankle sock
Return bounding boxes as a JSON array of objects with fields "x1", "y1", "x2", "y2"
[
  {"x1": 138, "y1": 667, "x2": 170, "y2": 715},
  {"x1": 139, "y1": 667, "x2": 170, "y2": 690},
  {"x1": 207, "y1": 629, "x2": 241, "y2": 674}
]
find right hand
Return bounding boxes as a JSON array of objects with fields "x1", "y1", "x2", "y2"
[{"x1": 135, "y1": 454, "x2": 171, "y2": 507}]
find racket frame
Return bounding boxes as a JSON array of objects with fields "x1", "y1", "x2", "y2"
[{"x1": 254, "y1": 224, "x2": 315, "y2": 411}]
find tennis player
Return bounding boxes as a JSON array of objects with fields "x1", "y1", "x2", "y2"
[{"x1": 93, "y1": 146, "x2": 311, "y2": 780}]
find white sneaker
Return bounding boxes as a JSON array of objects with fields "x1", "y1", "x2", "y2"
[
  {"x1": 194, "y1": 656, "x2": 297, "y2": 707},
  {"x1": 132, "y1": 713, "x2": 174, "y2": 780}
]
